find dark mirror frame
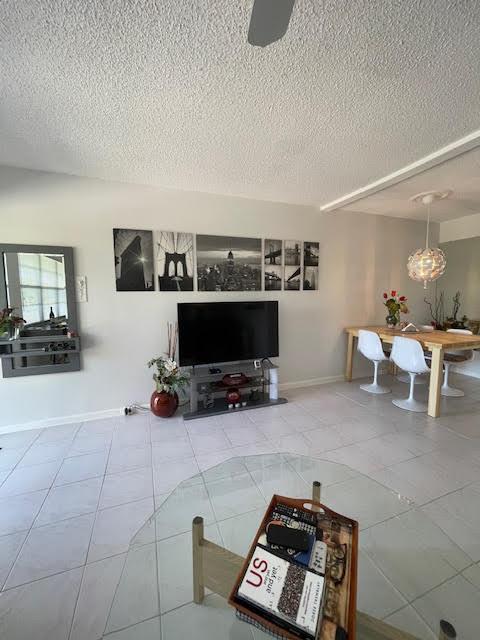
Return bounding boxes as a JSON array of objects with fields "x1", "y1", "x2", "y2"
[{"x1": 0, "y1": 244, "x2": 80, "y2": 377}]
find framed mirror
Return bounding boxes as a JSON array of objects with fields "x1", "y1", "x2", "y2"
[
  {"x1": 0, "y1": 244, "x2": 80, "y2": 377},
  {"x1": 438, "y1": 236, "x2": 480, "y2": 332}
]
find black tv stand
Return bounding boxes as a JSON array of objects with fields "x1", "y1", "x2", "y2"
[{"x1": 183, "y1": 361, "x2": 287, "y2": 421}]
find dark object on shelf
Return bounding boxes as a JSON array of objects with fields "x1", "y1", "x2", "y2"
[
  {"x1": 49, "y1": 307, "x2": 55, "y2": 320},
  {"x1": 266, "y1": 524, "x2": 310, "y2": 552},
  {"x1": 249, "y1": 388, "x2": 261, "y2": 402},
  {"x1": 226, "y1": 388, "x2": 241, "y2": 405},
  {"x1": 43, "y1": 341, "x2": 77, "y2": 353},
  {"x1": 150, "y1": 391, "x2": 179, "y2": 418},
  {"x1": 222, "y1": 373, "x2": 248, "y2": 387},
  {"x1": 20, "y1": 327, "x2": 67, "y2": 337},
  {"x1": 204, "y1": 393, "x2": 214, "y2": 409}
]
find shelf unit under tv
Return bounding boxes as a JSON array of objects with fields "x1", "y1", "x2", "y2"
[{"x1": 183, "y1": 361, "x2": 287, "y2": 421}]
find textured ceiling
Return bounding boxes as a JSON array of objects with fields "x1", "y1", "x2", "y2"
[
  {"x1": 341, "y1": 147, "x2": 480, "y2": 222},
  {"x1": 1, "y1": 0, "x2": 480, "y2": 206}
]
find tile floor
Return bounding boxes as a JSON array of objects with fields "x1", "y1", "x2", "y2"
[{"x1": 0, "y1": 372, "x2": 479, "y2": 639}]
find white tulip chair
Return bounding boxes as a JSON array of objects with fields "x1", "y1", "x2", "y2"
[
  {"x1": 441, "y1": 329, "x2": 475, "y2": 397},
  {"x1": 390, "y1": 337, "x2": 430, "y2": 412},
  {"x1": 357, "y1": 330, "x2": 391, "y2": 394}
]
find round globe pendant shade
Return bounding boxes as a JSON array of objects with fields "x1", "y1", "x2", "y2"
[{"x1": 407, "y1": 247, "x2": 446, "y2": 289}]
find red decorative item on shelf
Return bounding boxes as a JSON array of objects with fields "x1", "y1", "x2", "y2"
[
  {"x1": 150, "y1": 391, "x2": 179, "y2": 418},
  {"x1": 225, "y1": 388, "x2": 241, "y2": 404},
  {"x1": 222, "y1": 373, "x2": 248, "y2": 387}
]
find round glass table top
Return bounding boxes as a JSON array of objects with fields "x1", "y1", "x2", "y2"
[{"x1": 103, "y1": 454, "x2": 479, "y2": 640}]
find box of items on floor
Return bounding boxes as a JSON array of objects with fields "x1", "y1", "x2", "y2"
[{"x1": 228, "y1": 495, "x2": 358, "y2": 640}]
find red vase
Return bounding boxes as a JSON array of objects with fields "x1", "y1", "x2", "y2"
[
  {"x1": 226, "y1": 388, "x2": 241, "y2": 404},
  {"x1": 150, "y1": 391, "x2": 179, "y2": 418}
]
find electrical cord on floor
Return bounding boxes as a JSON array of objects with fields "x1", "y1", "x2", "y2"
[
  {"x1": 124, "y1": 403, "x2": 150, "y2": 415},
  {"x1": 131, "y1": 403, "x2": 150, "y2": 412}
]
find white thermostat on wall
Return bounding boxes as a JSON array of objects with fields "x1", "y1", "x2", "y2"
[{"x1": 76, "y1": 276, "x2": 88, "y2": 302}]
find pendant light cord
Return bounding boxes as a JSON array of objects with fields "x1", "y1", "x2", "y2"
[{"x1": 424, "y1": 199, "x2": 431, "y2": 249}]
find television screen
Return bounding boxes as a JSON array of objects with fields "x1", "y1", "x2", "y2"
[{"x1": 177, "y1": 301, "x2": 279, "y2": 367}]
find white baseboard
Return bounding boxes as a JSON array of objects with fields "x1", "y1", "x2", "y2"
[
  {"x1": 0, "y1": 407, "x2": 125, "y2": 436},
  {"x1": 1, "y1": 376, "x2": 348, "y2": 435},
  {"x1": 453, "y1": 368, "x2": 480, "y2": 380},
  {"x1": 280, "y1": 374, "x2": 344, "y2": 390}
]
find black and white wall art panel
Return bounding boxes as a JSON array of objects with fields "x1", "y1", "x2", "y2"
[
  {"x1": 284, "y1": 266, "x2": 301, "y2": 290},
  {"x1": 303, "y1": 266, "x2": 318, "y2": 290},
  {"x1": 264, "y1": 239, "x2": 283, "y2": 291},
  {"x1": 113, "y1": 228, "x2": 154, "y2": 291},
  {"x1": 284, "y1": 240, "x2": 301, "y2": 266},
  {"x1": 284, "y1": 240, "x2": 301, "y2": 290},
  {"x1": 197, "y1": 235, "x2": 262, "y2": 291},
  {"x1": 155, "y1": 231, "x2": 194, "y2": 291},
  {"x1": 303, "y1": 241, "x2": 319, "y2": 290}
]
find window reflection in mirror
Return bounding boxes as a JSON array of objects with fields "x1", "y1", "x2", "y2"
[{"x1": 4, "y1": 253, "x2": 68, "y2": 325}]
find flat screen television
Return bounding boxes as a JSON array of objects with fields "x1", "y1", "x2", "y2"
[{"x1": 177, "y1": 301, "x2": 279, "y2": 367}]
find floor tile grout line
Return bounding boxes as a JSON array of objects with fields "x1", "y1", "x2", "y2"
[
  {"x1": 1, "y1": 425, "x2": 88, "y2": 592},
  {"x1": 67, "y1": 425, "x2": 116, "y2": 640},
  {"x1": 151, "y1": 430, "x2": 163, "y2": 640},
  {"x1": 186, "y1": 424, "x2": 226, "y2": 536},
  {"x1": 0, "y1": 426, "x2": 51, "y2": 489},
  {"x1": 1, "y1": 493, "x2": 461, "y2": 600},
  {"x1": 387, "y1": 561, "x2": 480, "y2": 625},
  {"x1": 1, "y1": 379, "x2": 480, "y2": 625},
  {"x1": 80, "y1": 468, "x2": 475, "y2": 554},
  {"x1": 102, "y1": 613, "x2": 160, "y2": 638},
  {"x1": 98, "y1": 544, "x2": 129, "y2": 638},
  {"x1": 99, "y1": 415, "x2": 157, "y2": 636},
  {"x1": 1, "y1": 561, "x2": 90, "y2": 594},
  {"x1": 1, "y1": 437, "x2": 477, "y2": 529},
  {"x1": 361, "y1": 533, "x2": 478, "y2": 621},
  {"x1": 0, "y1": 425, "x2": 140, "y2": 604}
]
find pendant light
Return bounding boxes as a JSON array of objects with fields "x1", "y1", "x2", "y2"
[{"x1": 407, "y1": 190, "x2": 450, "y2": 289}]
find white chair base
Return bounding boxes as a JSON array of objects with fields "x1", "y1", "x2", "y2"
[
  {"x1": 392, "y1": 371, "x2": 427, "y2": 413},
  {"x1": 441, "y1": 384, "x2": 464, "y2": 397},
  {"x1": 360, "y1": 360, "x2": 391, "y2": 395},
  {"x1": 360, "y1": 382, "x2": 391, "y2": 394},
  {"x1": 441, "y1": 362, "x2": 465, "y2": 397},
  {"x1": 397, "y1": 373, "x2": 428, "y2": 385},
  {"x1": 392, "y1": 397, "x2": 427, "y2": 412}
]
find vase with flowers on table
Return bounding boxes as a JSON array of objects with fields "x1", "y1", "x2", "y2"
[{"x1": 383, "y1": 290, "x2": 409, "y2": 328}]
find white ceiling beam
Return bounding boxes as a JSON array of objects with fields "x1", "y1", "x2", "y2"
[{"x1": 319, "y1": 129, "x2": 480, "y2": 212}]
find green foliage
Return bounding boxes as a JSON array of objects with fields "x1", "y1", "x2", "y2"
[
  {"x1": 147, "y1": 356, "x2": 189, "y2": 395},
  {"x1": 0, "y1": 308, "x2": 25, "y2": 334}
]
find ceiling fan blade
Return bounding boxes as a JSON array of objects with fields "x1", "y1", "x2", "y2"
[{"x1": 248, "y1": 0, "x2": 296, "y2": 47}]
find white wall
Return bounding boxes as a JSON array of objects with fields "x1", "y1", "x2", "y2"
[
  {"x1": 440, "y1": 212, "x2": 480, "y2": 242},
  {"x1": 0, "y1": 168, "x2": 436, "y2": 429}
]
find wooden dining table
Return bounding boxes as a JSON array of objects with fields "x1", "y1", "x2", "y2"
[{"x1": 345, "y1": 325, "x2": 480, "y2": 417}]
